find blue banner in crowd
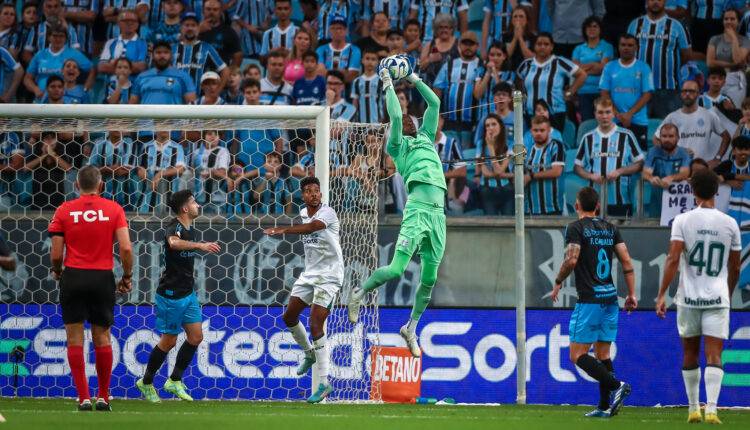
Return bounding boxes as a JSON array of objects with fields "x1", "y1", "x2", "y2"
[{"x1": 1, "y1": 305, "x2": 748, "y2": 406}]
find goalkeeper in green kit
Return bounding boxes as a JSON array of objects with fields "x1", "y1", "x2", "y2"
[{"x1": 348, "y1": 55, "x2": 446, "y2": 357}]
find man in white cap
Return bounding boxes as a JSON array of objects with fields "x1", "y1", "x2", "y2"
[{"x1": 196, "y1": 71, "x2": 225, "y2": 105}]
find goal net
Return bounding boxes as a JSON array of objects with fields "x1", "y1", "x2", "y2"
[{"x1": 0, "y1": 105, "x2": 385, "y2": 402}]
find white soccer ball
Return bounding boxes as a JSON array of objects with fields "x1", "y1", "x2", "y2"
[{"x1": 383, "y1": 55, "x2": 411, "y2": 81}]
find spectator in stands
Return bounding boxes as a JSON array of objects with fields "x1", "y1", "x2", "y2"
[
  {"x1": 517, "y1": 33, "x2": 587, "y2": 132},
  {"x1": 252, "y1": 151, "x2": 288, "y2": 214},
  {"x1": 23, "y1": 25, "x2": 92, "y2": 102},
  {"x1": 700, "y1": 67, "x2": 736, "y2": 112},
  {"x1": 326, "y1": 70, "x2": 356, "y2": 121},
  {"x1": 351, "y1": 49, "x2": 382, "y2": 124},
  {"x1": 0, "y1": 46, "x2": 23, "y2": 103},
  {"x1": 98, "y1": 10, "x2": 148, "y2": 78},
  {"x1": 643, "y1": 123, "x2": 691, "y2": 213},
  {"x1": 0, "y1": 130, "x2": 29, "y2": 209},
  {"x1": 434, "y1": 31, "x2": 483, "y2": 150},
  {"x1": 628, "y1": 0, "x2": 692, "y2": 119},
  {"x1": 549, "y1": 0, "x2": 606, "y2": 58},
  {"x1": 473, "y1": 42, "x2": 515, "y2": 120},
  {"x1": 56, "y1": 59, "x2": 90, "y2": 104},
  {"x1": 22, "y1": 0, "x2": 80, "y2": 65},
  {"x1": 149, "y1": 0, "x2": 184, "y2": 45},
  {"x1": 475, "y1": 82, "x2": 517, "y2": 145},
  {"x1": 716, "y1": 136, "x2": 750, "y2": 228},
  {"x1": 174, "y1": 12, "x2": 228, "y2": 89},
  {"x1": 260, "y1": 50, "x2": 293, "y2": 105},
  {"x1": 199, "y1": 0, "x2": 242, "y2": 67},
  {"x1": 665, "y1": 0, "x2": 689, "y2": 21},
  {"x1": 260, "y1": 0, "x2": 297, "y2": 57},
  {"x1": 285, "y1": 27, "x2": 324, "y2": 83},
  {"x1": 189, "y1": 129, "x2": 233, "y2": 212},
  {"x1": 243, "y1": 62, "x2": 261, "y2": 81},
  {"x1": 316, "y1": 0, "x2": 351, "y2": 43},
  {"x1": 503, "y1": 6, "x2": 535, "y2": 72},
  {"x1": 0, "y1": 4, "x2": 20, "y2": 57},
  {"x1": 356, "y1": 11, "x2": 390, "y2": 58},
  {"x1": 385, "y1": 29, "x2": 405, "y2": 57},
  {"x1": 130, "y1": 40, "x2": 196, "y2": 104},
  {"x1": 136, "y1": 130, "x2": 187, "y2": 213},
  {"x1": 358, "y1": 0, "x2": 411, "y2": 36},
  {"x1": 292, "y1": 50, "x2": 326, "y2": 106},
  {"x1": 409, "y1": 0, "x2": 468, "y2": 42},
  {"x1": 524, "y1": 115, "x2": 565, "y2": 215},
  {"x1": 222, "y1": 66, "x2": 242, "y2": 104},
  {"x1": 575, "y1": 97, "x2": 644, "y2": 217},
  {"x1": 691, "y1": 0, "x2": 726, "y2": 55},
  {"x1": 196, "y1": 70, "x2": 225, "y2": 105},
  {"x1": 420, "y1": 14, "x2": 457, "y2": 85},
  {"x1": 599, "y1": 33, "x2": 654, "y2": 151},
  {"x1": 655, "y1": 80, "x2": 731, "y2": 166},
  {"x1": 403, "y1": 19, "x2": 422, "y2": 60},
  {"x1": 572, "y1": 16, "x2": 613, "y2": 122},
  {"x1": 476, "y1": 113, "x2": 514, "y2": 215},
  {"x1": 15, "y1": 3, "x2": 38, "y2": 63},
  {"x1": 707, "y1": 8, "x2": 750, "y2": 107},
  {"x1": 105, "y1": 57, "x2": 133, "y2": 104},
  {"x1": 735, "y1": 97, "x2": 750, "y2": 138},
  {"x1": 41, "y1": 74, "x2": 64, "y2": 104},
  {"x1": 25, "y1": 131, "x2": 72, "y2": 210},
  {"x1": 480, "y1": 0, "x2": 524, "y2": 56},
  {"x1": 62, "y1": 0, "x2": 96, "y2": 56},
  {"x1": 317, "y1": 14, "x2": 361, "y2": 84},
  {"x1": 523, "y1": 99, "x2": 563, "y2": 145},
  {"x1": 88, "y1": 130, "x2": 143, "y2": 210}
]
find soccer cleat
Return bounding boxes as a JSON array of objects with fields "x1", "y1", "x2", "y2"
[
  {"x1": 77, "y1": 399, "x2": 92, "y2": 411},
  {"x1": 347, "y1": 287, "x2": 365, "y2": 324},
  {"x1": 307, "y1": 382, "x2": 333, "y2": 403},
  {"x1": 297, "y1": 352, "x2": 316, "y2": 376},
  {"x1": 705, "y1": 413, "x2": 722, "y2": 424},
  {"x1": 95, "y1": 398, "x2": 112, "y2": 412},
  {"x1": 164, "y1": 378, "x2": 193, "y2": 401},
  {"x1": 136, "y1": 378, "x2": 161, "y2": 403},
  {"x1": 584, "y1": 408, "x2": 611, "y2": 418},
  {"x1": 608, "y1": 382, "x2": 631, "y2": 416},
  {"x1": 687, "y1": 411, "x2": 703, "y2": 423},
  {"x1": 399, "y1": 325, "x2": 421, "y2": 357}
]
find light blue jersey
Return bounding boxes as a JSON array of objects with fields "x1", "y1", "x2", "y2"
[
  {"x1": 410, "y1": 0, "x2": 469, "y2": 41},
  {"x1": 517, "y1": 55, "x2": 578, "y2": 115},
  {"x1": 0, "y1": 46, "x2": 20, "y2": 95},
  {"x1": 100, "y1": 35, "x2": 149, "y2": 69},
  {"x1": 132, "y1": 67, "x2": 196, "y2": 104},
  {"x1": 434, "y1": 56, "x2": 484, "y2": 125},
  {"x1": 27, "y1": 47, "x2": 93, "y2": 91},
  {"x1": 316, "y1": 43, "x2": 362, "y2": 72},
  {"x1": 526, "y1": 138, "x2": 565, "y2": 215},
  {"x1": 628, "y1": 15, "x2": 691, "y2": 90},
  {"x1": 599, "y1": 59, "x2": 654, "y2": 127},
  {"x1": 63, "y1": 0, "x2": 98, "y2": 54},
  {"x1": 358, "y1": 0, "x2": 411, "y2": 31},
  {"x1": 572, "y1": 40, "x2": 614, "y2": 95},
  {"x1": 260, "y1": 23, "x2": 298, "y2": 56},
  {"x1": 351, "y1": 73, "x2": 382, "y2": 123}
]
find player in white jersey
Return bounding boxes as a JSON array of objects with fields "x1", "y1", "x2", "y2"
[
  {"x1": 656, "y1": 169, "x2": 741, "y2": 425},
  {"x1": 264, "y1": 176, "x2": 343, "y2": 404}
]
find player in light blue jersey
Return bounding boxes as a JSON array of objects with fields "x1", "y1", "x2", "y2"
[
  {"x1": 516, "y1": 33, "x2": 587, "y2": 132},
  {"x1": 136, "y1": 130, "x2": 187, "y2": 213},
  {"x1": 351, "y1": 49, "x2": 382, "y2": 123},
  {"x1": 0, "y1": 46, "x2": 22, "y2": 102},
  {"x1": 88, "y1": 131, "x2": 143, "y2": 210},
  {"x1": 316, "y1": 14, "x2": 361, "y2": 83},
  {"x1": 259, "y1": 0, "x2": 298, "y2": 56},
  {"x1": 575, "y1": 98, "x2": 644, "y2": 217},
  {"x1": 572, "y1": 16, "x2": 614, "y2": 121},
  {"x1": 599, "y1": 33, "x2": 654, "y2": 151},
  {"x1": 409, "y1": 0, "x2": 469, "y2": 42},
  {"x1": 628, "y1": 0, "x2": 691, "y2": 118},
  {"x1": 524, "y1": 115, "x2": 565, "y2": 215},
  {"x1": 130, "y1": 41, "x2": 197, "y2": 105}
]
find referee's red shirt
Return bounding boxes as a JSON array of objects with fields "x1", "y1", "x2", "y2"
[{"x1": 48, "y1": 195, "x2": 128, "y2": 271}]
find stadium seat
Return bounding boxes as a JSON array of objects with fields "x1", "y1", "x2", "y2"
[
  {"x1": 564, "y1": 148, "x2": 578, "y2": 173},
  {"x1": 575, "y1": 119, "x2": 598, "y2": 148},
  {"x1": 468, "y1": 1, "x2": 485, "y2": 31},
  {"x1": 647, "y1": 117, "x2": 664, "y2": 147},
  {"x1": 563, "y1": 172, "x2": 588, "y2": 214},
  {"x1": 562, "y1": 119, "x2": 577, "y2": 149}
]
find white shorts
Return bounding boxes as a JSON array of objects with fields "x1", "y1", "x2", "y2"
[
  {"x1": 290, "y1": 275, "x2": 340, "y2": 308},
  {"x1": 676, "y1": 306, "x2": 730, "y2": 339}
]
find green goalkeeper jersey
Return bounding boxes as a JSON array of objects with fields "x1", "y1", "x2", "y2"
[{"x1": 384, "y1": 80, "x2": 447, "y2": 193}]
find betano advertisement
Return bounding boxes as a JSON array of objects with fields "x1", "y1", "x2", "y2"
[{"x1": 1, "y1": 305, "x2": 748, "y2": 406}]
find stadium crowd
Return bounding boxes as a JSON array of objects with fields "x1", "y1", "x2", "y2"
[{"x1": 2, "y1": 0, "x2": 750, "y2": 222}]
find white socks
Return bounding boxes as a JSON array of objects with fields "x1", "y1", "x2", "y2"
[
  {"x1": 289, "y1": 322, "x2": 313, "y2": 356},
  {"x1": 313, "y1": 334, "x2": 329, "y2": 383},
  {"x1": 704, "y1": 366, "x2": 724, "y2": 414},
  {"x1": 406, "y1": 318, "x2": 419, "y2": 335},
  {"x1": 682, "y1": 367, "x2": 701, "y2": 413}
]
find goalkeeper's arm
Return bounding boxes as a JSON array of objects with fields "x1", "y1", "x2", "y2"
[
  {"x1": 380, "y1": 67, "x2": 403, "y2": 150},
  {"x1": 413, "y1": 79, "x2": 440, "y2": 142}
]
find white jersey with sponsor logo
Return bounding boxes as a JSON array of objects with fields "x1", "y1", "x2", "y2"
[
  {"x1": 671, "y1": 206, "x2": 740, "y2": 308},
  {"x1": 299, "y1": 204, "x2": 344, "y2": 284}
]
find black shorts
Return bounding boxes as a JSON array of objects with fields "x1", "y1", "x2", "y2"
[{"x1": 59, "y1": 268, "x2": 116, "y2": 326}]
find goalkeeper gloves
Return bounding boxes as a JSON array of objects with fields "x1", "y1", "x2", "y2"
[
  {"x1": 378, "y1": 61, "x2": 393, "y2": 91},
  {"x1": 396, "y1": 54, "x2": 421, "y2": 84}
]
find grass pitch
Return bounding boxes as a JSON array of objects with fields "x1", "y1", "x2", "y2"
[{"x1": 0, "y1": 398, "x2": 749, "y2": 430}]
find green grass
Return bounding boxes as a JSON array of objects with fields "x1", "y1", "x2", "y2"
[{"x1": 0, "y1": 398, "x2": 749, "y2": 430}]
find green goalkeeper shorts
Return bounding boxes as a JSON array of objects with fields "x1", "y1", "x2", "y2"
[{"x1": 395, "y1": 199, "x2": 446, "y2": 264}]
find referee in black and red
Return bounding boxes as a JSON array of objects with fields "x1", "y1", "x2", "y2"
[{"x1": 48, "y1": 165, "x2": 133, "y2": 412}]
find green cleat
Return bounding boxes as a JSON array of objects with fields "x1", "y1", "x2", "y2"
[
  {"x1": 307, "y1": 382, "x2": 333, "y2": 404},
  {"x1": 297, "y1": 352, "x2": 316, "y2": 376},
  {"x1": 164, "y1": 378, "x2": 193, "y2": 401},
  {"x1": 136, "y1": 378, "x2": 161, "y2": 403}
]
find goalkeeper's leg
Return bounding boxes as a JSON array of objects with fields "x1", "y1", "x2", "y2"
[
  {"x1": 399, "y1": 260, "x2": 439, "y2": 357},
  {"x1": 347, "y1": 249, "x2": 412, "y2": 324}
]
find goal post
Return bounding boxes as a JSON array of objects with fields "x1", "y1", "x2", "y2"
[{"x1": 0, "y1": 104, "x2": 384, "y2": 402}]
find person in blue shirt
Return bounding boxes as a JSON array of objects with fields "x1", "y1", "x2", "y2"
[
  {"x1": 129, "y1": 40, "x2": 197, "y2": 105},
  {"x1": 599, "y1": 33, "x2": 654, "y2": 152},
  {"x1": 317, "y1": 0, "x2": 351, "y2": 43},
  {"x1": 97, "y1": 10, "x2": 148, "y2": 79},
  {"x1": 172, "y1": 12, "x2": 228, "y2": 89},
  {"x1": 58, "y1": 58, "x2": 90, "y2": 104},
  {"x1": 326, "y1": 70, "x2": 356, "y2": 122},
  {"x1": 409, "y1": 0, "x2": 469, "y2": 42},
  {"x1": 473, "y1": 42, "x2": 515, "y2": 120},
  {"x1": 293, "y1": 51, "x2": 326, "y2": 106},
  {"x1": 524, "y1": 115, "x2": 565, "y2": 216},
  {"x1": 62, "y1": 0, "x2": 97, "y2": 57},
  {"x1": 476, "y1": 113, "x2": 514, "y2": 215},
  {"x1": 21, "y1": 0, "x2": 80, "y2": 65},
  {"x1": 148, "y1": 0, "x2": 184, "y2": 45},
  {"x1": 350, "y1": 49, "x2": 382, "y2": 123},
  {"x1": 475, "y1": 82, "x2": 519, "y2": 149},
  {"x1": 136, "y1": 130, "x2": 187, "y2": 213},
  {"x1": 233, "y1": 0, "x2": 273, "y2": 58},
  {"x1": 23, "y1": 24, "x2": 92, "y2": 101},
  {"x1": 516, "y1": 32, "x2": 587, "y2": 132},
  {"x1": 88, "y1": 130, "x2": 143, "y2": 210},
  {"x1": 105, "y1": 57, "x2": 133, "y2": 104},
  {"x1": 572, "y1": 16, "x2": 614, "y2": 122},
  {"x1": 643, "y1": 123, "x2": 691, "y2": 216},
  {"x1": 0, "y1": 46, "x2": 23, "y2": 103},
  {"x1": 628, "y1": 0, "x2": 692, "y2": 119},
  {"x1": 575, "y1": 97, "x2": 645, "y2": 217},
  {"x1": 259, "y1": 0, "x2": 298, "y2": 57},
  {"x1": 316, "y1": 14, "x2": 361, "y2": 84},
  {"x1": 358, "y1": 0, "x2": 411, "y2": 36},
  {"x1": 523, "y1": 99, "x2": 563, "y2": 147}
]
